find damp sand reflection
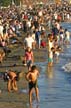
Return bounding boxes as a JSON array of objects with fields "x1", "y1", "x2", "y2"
[
  {"x1": 29, "y1": 104, "x2": 39, "y2": 108},
  {"x1": 47, "y1": 66, "x2": 54, "y2": 79}
]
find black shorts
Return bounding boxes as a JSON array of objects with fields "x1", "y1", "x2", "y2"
[{"x1": 29, "y1": 81, "x2": 38, "y2": 90}]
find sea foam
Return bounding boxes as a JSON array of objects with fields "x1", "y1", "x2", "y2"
[{"x1": 62, "y1": 62, "x2": 71, "y2": 72}]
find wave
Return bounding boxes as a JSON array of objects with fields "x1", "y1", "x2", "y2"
[
  {"x1": 62, "y1": 62, "x2": 71, "y2": 72},
  {"x1": 61, "y1": 53, "x2": 71, "y2": 57}
]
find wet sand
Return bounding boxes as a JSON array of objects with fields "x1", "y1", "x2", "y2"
[
  {"x1": 36, "y1": 23, "x2": 71, "y2": 108},
  {"x1": 0, "y1": 23, "x2": 71, "y2": 108}
]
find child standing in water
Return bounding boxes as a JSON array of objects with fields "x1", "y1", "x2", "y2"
[
  {"x1": 26, "y1": 65, "x2": 40, "y2": 104},
  {"x1": 23, "y1": 47, "x2": 34, "y2": 71},
  {"x1": 48, "y1": 47, "x2": 54, "y2": 67}
]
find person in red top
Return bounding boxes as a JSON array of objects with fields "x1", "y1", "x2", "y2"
[{"x1": 24, "y1": 47, "x2": 34, "y2": 71}]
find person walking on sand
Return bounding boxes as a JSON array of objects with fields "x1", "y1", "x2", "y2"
[{"x1": 26, "y1": 65, "x2": 40, "y2": 104}]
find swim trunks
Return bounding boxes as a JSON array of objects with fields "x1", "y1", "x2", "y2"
[{"x1": 29, "y1": 80, "x2": 38, "y2": 90}]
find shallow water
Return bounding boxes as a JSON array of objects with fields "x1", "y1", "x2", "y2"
[
  {"x1": 0, "y1": 23, "x2": 70, "y2": 108},
  {"x1": 28, "y1": 23, "x2": 71, "y2": 108},
  {"x1": 61, "y1": 22, "x2": 71, "y2": 32}
]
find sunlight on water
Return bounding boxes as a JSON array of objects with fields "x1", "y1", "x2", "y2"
[
  {"x1": 61, "y1": 23, "x2": 71, "y2": 32},
  {"x1": 34, "y1": 23, "x2": 71, "y2": 108},
  {"x1": 62, "y1": 62, "x2": 71, "y2": 72}
]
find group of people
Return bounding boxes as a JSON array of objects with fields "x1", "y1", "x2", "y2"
[
  {"x1": 3, "y1": 65, "x2": 39, "y2": 105},
  {"x1": 0, "y1": 0, "x2": 71, "y2": 105},
  {"x1": 47, "y1": 24, "x2": 70, "y2": 67}
]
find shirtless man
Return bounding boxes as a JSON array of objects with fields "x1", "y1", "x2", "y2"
[
  {"x1": 26, "y1": 65, "x2": 40, "y2": 104},
  {"x1": 7, "y1": 70, "x2": 18, "y2": 92}
]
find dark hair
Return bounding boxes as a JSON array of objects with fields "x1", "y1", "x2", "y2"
[
  {"x1": 60, "y1": 26, "x2": 62, "y2": 29},
  {"x1": 3, "y1": 72, "x2": 10, "y2": 82},
  {"x1": 31, "y1": 65, "x2": 37, "y2": 71},
  {"x1": 65, "y1": 29, "x2": 67, "y2": 31},
  {"x1": 51, "y1": 47, "x2": 54, "y2": 50}
]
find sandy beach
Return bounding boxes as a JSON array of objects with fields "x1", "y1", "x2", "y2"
[
  {"x1": 0, "y1": 22, "x2": 71, "y2": 108},
  {"x1": 0, "y1": 1, "x2": 71, "y2": 107}
]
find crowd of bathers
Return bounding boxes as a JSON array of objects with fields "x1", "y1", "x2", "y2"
[{"x1": 0, "y1": 1, "x2": 71, "y2": 69}]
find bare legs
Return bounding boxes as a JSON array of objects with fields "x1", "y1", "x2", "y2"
[
  {"x1": 29, "y1": 87, "x2": 39, "y2": 104},
  {"x1": 35, "y1": 87, "x2": 39, "y2": 103},
  {"x1": 7, "y1": 79, "x2": 18, "y2": 92}
]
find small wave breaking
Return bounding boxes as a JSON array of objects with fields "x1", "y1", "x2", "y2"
[{"x1": 62, "y1": 62, "x2": 71, "y2": 72}]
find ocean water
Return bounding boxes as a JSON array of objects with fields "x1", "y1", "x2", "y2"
[
  {"x1": 61, "y1": 22, "x2": 71, "y2": 72},
  {"x1": 62, "y1": 62, "x2": 71, "y2": 72},
  {"x1": 61, "y1": 22, "x2": 71, "y2": 32},
  {"x1": 0, "y1": 22, "x2": 71, "y2": 108},
  {"x1": 28, "y1": 23, "x2": 71, "y2": 108}
]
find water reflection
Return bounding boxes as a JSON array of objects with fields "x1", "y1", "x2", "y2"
[
  {"x1": 29, "y1": 104, "x2": 39, "y2": 108},
  {"x1": 47, "y1": 66, "x2": 54, "y2": 79}
]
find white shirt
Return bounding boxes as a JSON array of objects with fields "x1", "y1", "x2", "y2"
[
  {"x1": 0, "y1": 25, "x2": 3, "y2": 37},
  {"x1": 27, "y1": 21, "x2": 31, "y2": 28},
  {"x1": 65, "y1": 31, "x2": 70, "y2": 40},
  {"x1": 49, "y1": 51, "x2": 53, "y2": 59},
  {"x1": 24, "y1": 36, "x2": 34, "y2": 49},
  {"x1": 48, "y1": 40, "x2": 54, "y2": 51},
  {"x1": 38, "y1": 11, "x2": 43, "y2": 17}
]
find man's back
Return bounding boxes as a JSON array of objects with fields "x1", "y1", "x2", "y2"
[
  {"x1": 30, "y1": 70, "x2": 39, "y2": 82},
  {"x1": 8, "y1": 71, "x2": 17, "y2": 79}
]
